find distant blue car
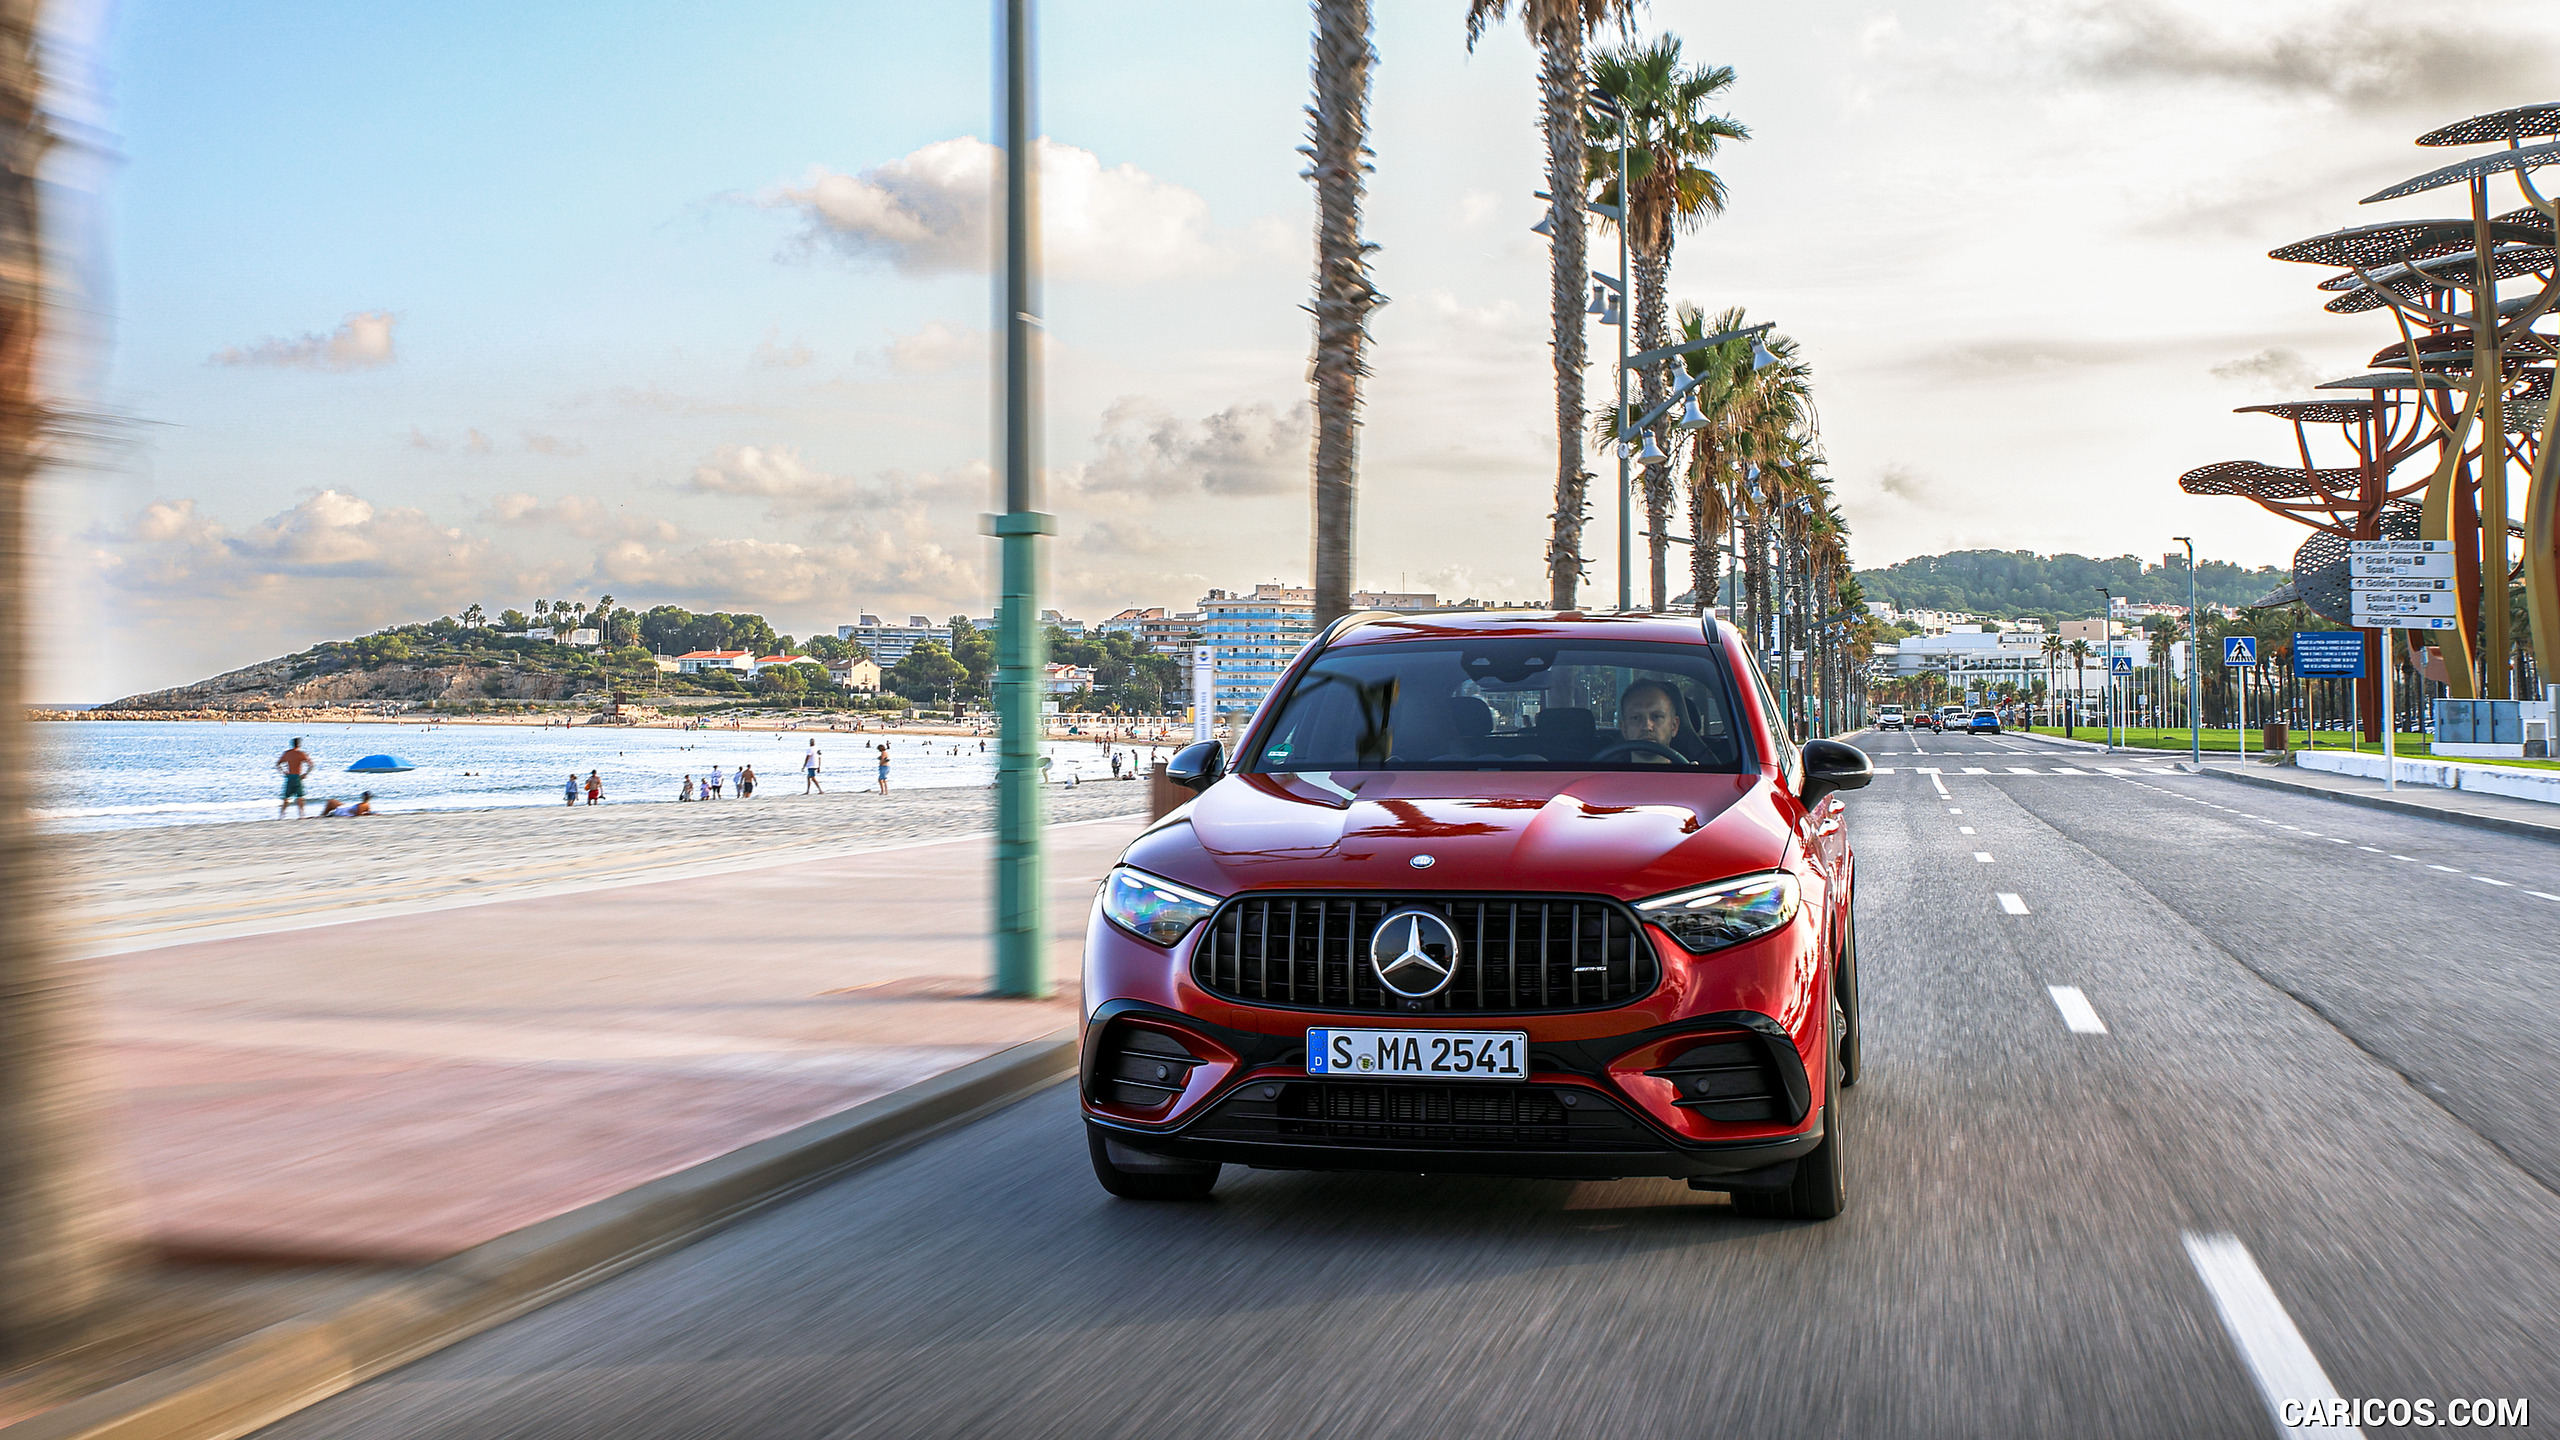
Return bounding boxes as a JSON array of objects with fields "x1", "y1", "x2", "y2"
[{"x1": 1967, "y1": 710, "x2": 2001, "y2": 735}]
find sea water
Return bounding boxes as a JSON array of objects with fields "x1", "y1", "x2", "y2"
[{"x1": 35, "y1": 720, "x2": 1169, "y2": 833}]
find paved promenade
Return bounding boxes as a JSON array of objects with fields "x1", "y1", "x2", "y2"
[{"x1": 89, "y1": 803, "x2": 1148, "y2": 1266}]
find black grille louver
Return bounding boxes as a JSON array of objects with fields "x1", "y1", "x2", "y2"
[
  {"x1": 1645, "y1": 1035, "x2": 1792, "y2": 1123},
  {"x1": 1192, "y1": 895, "x2": 1656, "y2": 1014},
  {"x1": 1099, "y1": 1027, "x2": 1204, "y2": 1109},
  {"x1": 1191, "y1": 1081, "x2": 1655, "y2": 1150}
]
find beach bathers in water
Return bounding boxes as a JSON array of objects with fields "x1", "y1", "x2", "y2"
[{"x1": 282, "y1": 775, "x2": 305, "y2": 799}]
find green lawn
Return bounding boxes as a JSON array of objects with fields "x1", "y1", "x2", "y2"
[{"x1": 2019, "y1": 726, "x2": 2560, "y2": 771}]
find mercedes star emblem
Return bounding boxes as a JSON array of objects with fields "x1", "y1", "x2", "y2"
[
  {"x1": 1409, "y1": 854, "x2": 1435, "y2": 869},
  {"x1": 1370, "y1": 908, "x2": 1460, "y2": 999}
]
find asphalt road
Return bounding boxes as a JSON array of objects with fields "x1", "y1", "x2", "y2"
[{"x1": 257, "y1": 734, "x2": 2560, "y2": 1439}]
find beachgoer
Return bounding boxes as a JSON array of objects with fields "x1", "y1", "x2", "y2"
[
  {"x1": 709, "y1": 765, "x2": 724, "y2": 799},
  {"x1": 876, "y1": 743, "x2": 890, "y2": 794},
  {"x1": 564, "y1": 773, "x2": 580, "y2": 806},
  {"x1": 739, "y1": 765, "x2": 756, "y2": 799},
  {"x1": 318, "y1": 797, "x2": 343, "y2": 818},
  {"x1": 804, "y1": 741, "x2": 823, "y2": 793},
  {"x1": 1110, "y1": 751, "x2": 1123, "y2": 780},
  {"x1": 584, "y1": 770, "x2": 603, "y2": 805},
  {"x1": 345, "y1": 791, "x2": 373, "y2": 817},
  {"x1": 1038, "y1": 753, "x2": 1054, "y2": 783},
  {"x1": 276, "y1": 737, "x2": 314, "y2": 818},
  {"x1": 681, "y1": 775, "x2": 696, "y2": 801}
]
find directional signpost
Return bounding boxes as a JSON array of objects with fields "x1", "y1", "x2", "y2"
[
  {"x1": 2224, "y1": 636, "x2": 2255, "y2": 760},
  {"x1": 2346, "y1": 539, "x2": 2454, "y2": 792},
  {"x1": 2105, "y1": 654, "x2": 2133, "y2": 749}
]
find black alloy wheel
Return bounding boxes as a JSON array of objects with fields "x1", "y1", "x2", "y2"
[
  {"x1": 1087, "y1": 1124, "x2": 1220, "y2": 1201},
  {"x1": 1837, "y1": 912, "x2": 1863, "y2": 1088}
]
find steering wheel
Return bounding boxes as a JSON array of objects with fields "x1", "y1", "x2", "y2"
[{"x1": 1588, "y1": 739, "x2": 1687, "y2": 764}]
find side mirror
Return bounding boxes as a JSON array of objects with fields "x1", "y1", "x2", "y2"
[
  {"x1": 1798, "y1": 738, "x2": 1872, "y2": 809},
  {"x1": 1165, "y1": 739, "x2": 1226, "y2": 792}
]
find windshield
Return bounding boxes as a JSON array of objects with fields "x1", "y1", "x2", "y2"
[{"x1": 1247, "y1": 637, "x2": 1751, "y2": 774}]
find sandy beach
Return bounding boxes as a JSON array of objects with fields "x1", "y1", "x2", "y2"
[
  {"x1": 54, "y1": 779, "x2": 1154, "y2": 957},
  {"x1": 37, "y1": 706, "x2": 1191, "y2": 745}
]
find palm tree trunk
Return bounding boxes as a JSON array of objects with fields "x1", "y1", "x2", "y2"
[
  {"x1": 1306, "y1": 0, "x2": 1378, "y2": 631},
  {"x1": 1633, "y1": 243, "x2": 1671, "y2": 611},
  {"x1": 1686, "y1": 444, "x2": 1721, "y2": 618},
  {"x1": 1536, "y1": 25, "x2": 1588, "y2": 609},
  {"x1": 0, "y1": 0, "x2": 125, "y2": 1355}
]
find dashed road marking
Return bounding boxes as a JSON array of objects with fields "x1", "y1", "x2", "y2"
[
  {"x1": 1997, "y1": 892, "x2": 2031, "y2": 915},
  {"x1": 1958, "y1": 826, "x2": 1975, "y2": 835},
  {"x1": 2428, "y1": 864, "x2": 2461, "y2": 873},
  {"x1": 2047, "y1": 985, "x2": 2107, "y2": 1034},
  {"x1": 2182, "y1": 1233, "x2": 2362, "y2": 1437},
  {"x1": 2357, "y1": 846, "x2": 2382, "y2": 853},
  {"x1": 2390, "y1": 855, "x2": 2417, "y2": 862},
  {"x1": 2531, "y1": 891, "x2": 2560, "y2": 903},
  {"x1": 2476, "y1": 876, "x2": 2514, "y2": 886},
  {"x1": 1974, "y1": 852, "x2": 1994, "y2": 862}
]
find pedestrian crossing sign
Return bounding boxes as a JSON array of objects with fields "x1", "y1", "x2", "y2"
[
  {"x1": 2223, "y1": 636, "x2": 2256, "y2": 666},
  {"x1": 2109, "y1": 655, "x2": 2134, "y2": 675}
]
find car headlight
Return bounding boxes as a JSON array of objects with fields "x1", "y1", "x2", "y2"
[
  {"x1": 1635, "y1": 871, "x2": 1800, "y2": 953},
  {"x1": 1101, "y1": 867, "x2": 1221, "y2": 947}
]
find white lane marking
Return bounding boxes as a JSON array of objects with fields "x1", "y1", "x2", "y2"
[
  {"x1": 1974, "y1": 852, "x2": 1994, "y2": 862},
  {"x1": 2053, "y1": 767, "x2": 2087, "y2": 774},
  {"x1": 2356, "y1": 846, "x2": 2382, "y2": 853},
  {"x1": 1997, "y1": 892, "x2": 2031, "y2": 915},
  {"x1": 2046, "y1": 985, "x2": 2107, "y2": 1034},
  {"x1": 2328, "y1": 838, "x2": 2349, "y2": 844},
  {"x1": 1962, "y1": 766, "x2": 1989, "y2": 774},
  {"x1": 2099, "y1": 766, "x2": 2132, "y2": 774},
  {"x1": 1928, "y1": 771, "x2": 1950, "y2": 798},
  {"x1": 2476, "y1": 876, "x2": 2513, "y2": 886},
  {"x1": 1958, "y1": 826, "x2": 1976, "y2": 834},
  {"x1": 2390, "y1": 855, "x2": 2418, "y2": 862},
  {"x1": 1947, "y1": 808, "x2": 1962, "y2": 814},
  {"x1": 1872, "y1": 767, "x2": 1896, "y2": 774},
  {"x1": 2428, "y1": 864, "x2": 2461, "y2": 873},
  {"x1": 2007, "y1": 766, "x2": 2039, "y2": 774},
  {"x1": 2530, "y1": 891, "x2": 2560, "y2": 902},
  {"x1": 2182, "y1": 1233, "x2": 2363, "y2": 1437}
]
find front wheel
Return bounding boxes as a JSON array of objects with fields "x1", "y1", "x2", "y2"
[{"x1": 1087, "y1": 1124, "x2": 1220, "y2": 1201}]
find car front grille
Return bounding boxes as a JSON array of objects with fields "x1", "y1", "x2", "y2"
[
  {"x1": 1191, "y1": 895, "x2": 1655, "y2": 1014},
  {"x1": 1189, "y1": 1081, "x2": 1655, "y2": 1150}
]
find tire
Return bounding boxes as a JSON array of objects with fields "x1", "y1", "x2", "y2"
[
  {"x1": 1087, "y1": 1124, "x2": 1220, "y2": 1201},
  {"x1": 1732, "y1": 1003, "x2": 1848, "y2": 1221},
  {"x1": 1837, "y1": 913, "x2": 1863, "y2": 1089}
]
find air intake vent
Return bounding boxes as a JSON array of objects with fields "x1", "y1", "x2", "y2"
[
  {"x1": 1099, "y1": 1027, "x2": 1204, "y2": 1109},
  {"x1": 1645, "y1": 1034, "x2": 1800, "y2": 1123}
]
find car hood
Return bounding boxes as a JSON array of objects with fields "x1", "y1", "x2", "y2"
[{"x1": 1123, "y1": 768, "x2": 1796, "y2": 902}]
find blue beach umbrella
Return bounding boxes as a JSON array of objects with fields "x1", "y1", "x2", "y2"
[{"x1": 346, "y1": 754, "x2": 415, "y2": 773}]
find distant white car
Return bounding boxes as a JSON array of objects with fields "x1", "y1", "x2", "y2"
[{"x1": 1876, "y1": 705, "x2": 1906, "y2": 731}]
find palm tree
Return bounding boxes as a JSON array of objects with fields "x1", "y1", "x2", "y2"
[
  {"x1": 0, "y1": 0, "x2": 123, "y2": 1349},
  {"x1": 2040, "y1": 633, "x2": 2063, "y2": 729},
  {"x1": 2066, "y1": 638, "x2": 2092, "y2": 738},
  {"x1": 1587, "y1": 37, "x2": 1745, "y2": 612},
  {"x1": 1466, "y1": 0, "x2": 1637, "y2": 610},
  {"x1": 1308, "y1": 0, "x2": 1381, "y2": 629},
  {"x1": 1669, "y1": 306, "x2": 1812, "y2": 628}
]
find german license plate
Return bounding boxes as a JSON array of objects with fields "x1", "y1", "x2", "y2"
[{"x1": 1306, "y1": 1028, "x2": 1528, "y2": 1080}]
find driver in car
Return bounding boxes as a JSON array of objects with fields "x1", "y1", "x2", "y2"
[{"x1": 1616, "y1": 679, "x2": 1694, "y2": 764}]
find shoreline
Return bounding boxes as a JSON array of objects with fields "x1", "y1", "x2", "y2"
[{"x1": 32, "y1": 709, "x2": 1188, "y2": 743}]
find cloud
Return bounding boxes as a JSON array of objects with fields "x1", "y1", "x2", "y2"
[
  {"x1": 758, "y1": 137, "x2": 1275, "y2": 280},
  {"x1": 687, "y1": 444, "x2": 984, "y2": 517},
  {"x1": 886, "y1": 320, "x2": 981, "y2": 374},
  {"x1": 406, "y1": 426, "x2": 441, "y2": 451},
  {"x1": 1059, "y1": 398, "x2": 1310, "y2": 500},
  {"x1": 753, "y1": 328, "x2": 815, "y2": 369},
  {"x1": 465, "y1": 429, "x2": 493, "y2": 454},
  {"x1": 522, "y1": 432, "x2": 586, "y2": 457},
  {"x1": 1872, "y1": 464, "x2": 1939, "y2": 506},
  {"x1": 478, "y1": 493, "x2": 677, "y2": 542},
  {"x1": 1910, "y1": 336, "x2": 2159, "y2": 375},
  {"x1": 209, "y1": 311, "x2": 398, "y2": 371},
  {"x1": 593, "y1": 532, "x2": 980, "y2": 612},
  {"x1": 97, "y1": 491, "x2": 500, "y2": 608},
  {"x1": 2048, "y1": 0, "x2": 2555, "y2": 106},
  {"x1": 2210, "y1": 345, "x2": 2325, "y2": 392}
]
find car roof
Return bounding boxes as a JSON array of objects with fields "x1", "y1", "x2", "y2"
[{"x1": 1325, "y1": 610, "x2": 1723, "y2": 648}]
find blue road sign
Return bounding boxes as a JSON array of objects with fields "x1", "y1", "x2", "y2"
[
  {"x1": 2223, "y1": 636, "x2": 2257, "y2": 666},
  {"x1": 2109, "y1": 655, "x2": 2134, "y2": 675},
  {"x1": 2292, "y1": 631, "x2": 2365, "y2": 678}
]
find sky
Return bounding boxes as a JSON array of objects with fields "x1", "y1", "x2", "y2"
[{"x1": 42, "y1": 0, "x2": 2560, "y2": 700}]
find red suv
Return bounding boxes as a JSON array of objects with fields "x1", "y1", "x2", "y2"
[{"x1": 1078, "y1": 612, "x2": 1872, "y2": 1218}]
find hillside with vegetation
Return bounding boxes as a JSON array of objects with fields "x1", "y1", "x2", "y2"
[
  {"x1": 91, "y1": 597, "x2": 1192, "y2": 717},
  {"x1": 1853, "y1": 550, "x2": 2288, "y2": 620}
]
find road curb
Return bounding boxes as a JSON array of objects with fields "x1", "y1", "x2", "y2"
[
  {"x1": 3, "y1": 1033, "x2": 1081, "y2": 1440},
  {"x1": 2202, "y1": 765, "x2": 2560, "y2": 844}
]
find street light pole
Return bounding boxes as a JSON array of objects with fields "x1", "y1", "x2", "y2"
[
  {"x1": 1611, "y1": 103, "x2": 1632, "y2": 614},
  {"x1": 2095, "y1": 586, "x2": 2114, "y2": 751},
  {"x1": 2174, "y1": 537, "x2": 2198, "y2": 766},
  {"x1": 991, "y1": 0, "x2": 1052, "y2": 998}
]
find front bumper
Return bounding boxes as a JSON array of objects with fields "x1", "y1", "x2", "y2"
[{"x1": 1080, "y1": 997, "x2": 1826, "y2": 1188}]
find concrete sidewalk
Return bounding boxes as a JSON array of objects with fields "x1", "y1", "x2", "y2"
[{"x1": 3, "y1": 812, "x2": 1147, "y2": 1430}]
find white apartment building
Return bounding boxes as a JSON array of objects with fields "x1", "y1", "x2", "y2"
[
  {"x1": 1195, "y1": 585, "x2": 1439, "y2": 717},
  {"x1": 837, "y1": 614, "x2": 950, "y2": 666}
]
